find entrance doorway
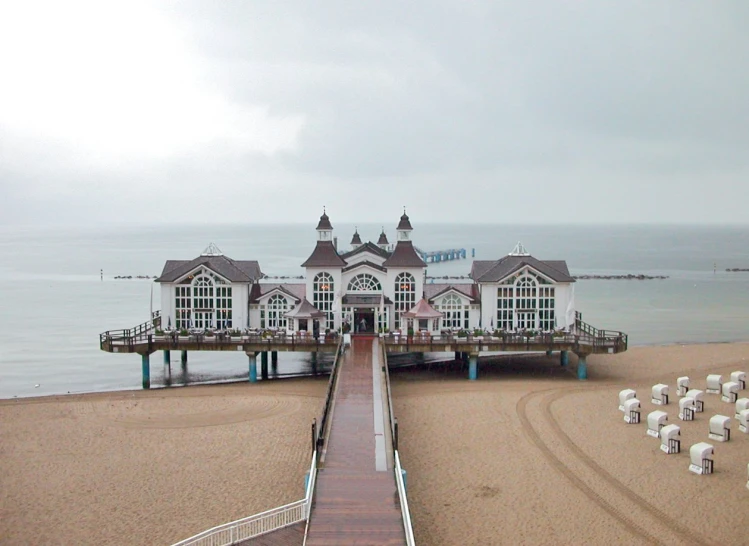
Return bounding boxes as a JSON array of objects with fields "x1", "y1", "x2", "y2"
[{"x1": 353, "y1": 309, "x2": 375, "y2": 334}]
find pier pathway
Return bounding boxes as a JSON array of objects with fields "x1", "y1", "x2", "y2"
[{"x1": 305, "y1": 337, "x2": 406, "y2": 545}]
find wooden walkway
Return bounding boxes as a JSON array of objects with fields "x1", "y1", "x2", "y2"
[{"x1": 305, "y1": 337, "x2": 406, "y2": 545}]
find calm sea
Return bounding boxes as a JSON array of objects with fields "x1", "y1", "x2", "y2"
[{"x1": 1, "y1": 223, "x2": 748, "y2": 399}]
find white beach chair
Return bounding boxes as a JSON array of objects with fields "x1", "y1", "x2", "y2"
[
  {"x1": 708, "y1": 415, "x2": 731, "y2": 442},
  {"x1": 679, "y1": 397, "x2": 696, "y2": 421},
  {"x1": 647, "y1": 410, "x2": 668, "y2": 438},
  {"x1": 651, "y1": 384, "x2": 669, "y2": 405},
  {"x1": 689, "y1": 442, "x2": 714, "y2": 475},
  {"x1": 619, "y1": 389, "x2": 636, "y2": 411},
  {"x1": 730, "y1": 371, "x2": 746, "y2": 390},
  {"x1": 686, "y1": 389, "x2": 705, "y2": 412},
  {"x1": 660, "y1": 424, "x2": 681, "y2": 454},
  {"x1": 722, "y1": 381, "x2": 740, "y2": 404},
  {"x1": 676, "y1": 376, "x2": 690, "y2": 397},
  {"x1": 737, "y1": 409, "x2": 749, "y2": 434},
  {"x1": 736, "y1": 398, "x2": 749, "y2": 419},
  {"x1": 706, "y1": 374, "x2": 723, "y2": 395},
  {"x1": 623, "y1": 398, "x2": 641, "y2": 424}
]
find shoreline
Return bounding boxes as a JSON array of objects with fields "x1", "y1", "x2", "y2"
[{"x1": 4, "y1": 337, "x2": 749, "y2": 401}]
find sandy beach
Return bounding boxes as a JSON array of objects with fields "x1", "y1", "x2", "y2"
[
  {"x1": 2, "y1": 344, "x2": 749, "y2": 546},
  {"x1": 0, "y1": 378, "x2": 327, "y2": 546},
  {"x1": 392, "y1": 343, "x2": 749, "y2": 545}
]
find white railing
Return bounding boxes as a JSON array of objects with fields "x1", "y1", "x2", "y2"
[
  {"x1": 394, "y1": 451, "x2": 416, "y2": 546},
  {"x1": 172, "y1": 451, "x2": 318, "y2": 546}
]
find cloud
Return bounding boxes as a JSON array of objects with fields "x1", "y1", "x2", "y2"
[{"x1": 1, "y1": 0, "x2": 748, "y2": 224}]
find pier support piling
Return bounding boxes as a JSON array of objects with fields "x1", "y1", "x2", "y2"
[
  {"x1": 560, "y1": 350, "x2": 569, "y2": 367},
  {"x1": 271, "y1": 350, "x2": 278, "y2": 368},
  {"x1": 577, "y1": 354, "x2": 588, "y2": 380},
  {"x1": 454, "y1": 351, "x2": 461, "y2": 362},
  {"x1": 468, "y1": 354, "x2": 478, "y2": 380},
  {"x1": 248, "y1": 353, "x2": 258, "y2": 383},
  {"x1": 163, "y1": 350, "x2": 170, "y2": 365},
  {"x1": 141, "y1": 353, "x2": 151, "y2": 389},
  {"x1": 261, "y1": 351, "x2": 269, "y2": 380},
  {"x1": 180, "y1": 350, "x2": 188, "y2": 372},
  {"x1": 546, "y1": 350, "x2": 552, "y2": 357}
]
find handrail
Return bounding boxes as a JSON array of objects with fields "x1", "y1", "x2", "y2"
[
  {"x1": 172, "y1": 450, "x2": 317, "y2": 546},
  {"x1": 381, "y1": 338, "x2": 415, "y2": 543},
  {"x1": 316, "y1": 338, "x2": 344, "y2": 450},
  {"x1": 395, "y1": 451, "x2": 416, "y2": 546}
]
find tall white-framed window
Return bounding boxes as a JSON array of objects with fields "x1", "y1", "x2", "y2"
[
  {"x1": 313, "y1": 272, "x2": 335, "y2": 328},
  {"x1": 440, "y1": 294, "x2": 465, "y2": 329},
  {"x1": 496, "y1": 286, "x2": 514, "y2": 331},
  {"x1": 515, "y1": 275, "x2": 538, "y2": 330},
  {"x1": 216, "y1": 285, "x2": 232, "y2": 329},
  {"x1": 538, "y1": 287, "x2": 555, "y2": 331},
  {"x1": 267, "y1": 294, "x2": 288, "y2": 329},
  {"x1": 175, "y1": 285, "x2": 191, "y2": 329},
  {"x1": 347, "y1": 273, "x2": 382, "y2": 292},
  {"x1": 192, "y1": 275, "x2": 214, "y2": 328},
  {"x1": 394, "y1": 272, "x2": 415, "y2": 329}
]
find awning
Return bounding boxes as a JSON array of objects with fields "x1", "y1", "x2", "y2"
[{"x1": 342, "y1": 294, "x2": 393, "y2": 306}]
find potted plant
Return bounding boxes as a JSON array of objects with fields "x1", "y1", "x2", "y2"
[
  {"x1": 473, "y1": 328, "x2": 485, "y2": 341},
  {"x1": 178, "y1": 328, "x2": 189, "y2": 341},
  {"x1": 457, "y1": 329, "x2": 468, "y2": 342},
  {"x1": 154, "y1": 328, "x2": 165, "y2": 341},
  {"x1": 230, "y1": 329, "x2": 242, "y2": 340}
]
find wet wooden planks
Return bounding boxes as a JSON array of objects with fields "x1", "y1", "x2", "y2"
[{"x1": 306, "y1": 337, "x2": 406, "y2": 545}]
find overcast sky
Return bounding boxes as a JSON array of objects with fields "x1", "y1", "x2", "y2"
[{"x1": 1, "y1": 1, "x2": 747, "y2": 226}]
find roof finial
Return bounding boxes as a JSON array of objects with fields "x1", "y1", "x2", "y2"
[{"x1": 323, "y1": 205, "x2": 326, "y2": 214}]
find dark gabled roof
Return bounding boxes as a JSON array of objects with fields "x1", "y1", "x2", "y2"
[
  {"x1": 156, "y1": 256, "x2": 262, "y2": 283},
  {"x1": 471, "y1": 255, "x2": 575, "y2": 283},
  {"x1": 396, "y1": 212, "x2": 413, "y2": 231},
  {"x1": 301, "y1": 241, "x2": 347, "y2": 268},
  {"x1": 350, "y1": 230, "x2": 362, "y2": 245},
  {"x1": 249, "y1": 283, "x2": 305, "y2": 304},
  {"x1": 424, "y1": 283, "x2": 480, "y2": 303},
  {"x1": 382, "y1": 241, "x2": 425, "y2": 268},
  {"x1": 339, "y1": 241, "x2": 390, "y2": 260},
  {"x1": 377, "y1": 230, "x2": 389, "y2": 245},
  {"x1": 342, "y1": 260, "x2": 386, "y2": 273},
  {"x1": 316, "y1": 210, "x2": 333, "y2": 230}
]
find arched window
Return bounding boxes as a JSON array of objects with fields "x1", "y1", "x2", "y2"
[
  {"x1": 394, "y1": 272, "x2": 416, "y2": 329},
  {"x1": 440, "y1": 294, "x2": 465, "y2": 329},
  {"x1": 267, "y1": 294, "x2": 288, "y2": 329},
  {"x1": 313, "y1": 272, "x2": 335, "y2": 328},
  {"x1": 192, "y1": 275, "x2": 214, "y2": 328},
  {"x1": 514, "y1": 275, "x2": 538, "y2": 330},
  {"x1": 347, "y1": 273, "x2": 382, "y2": 292}
]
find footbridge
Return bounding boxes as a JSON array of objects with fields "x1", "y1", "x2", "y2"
[{"x1": 170, "y1": 336, "x2": 415, "y2": 546}]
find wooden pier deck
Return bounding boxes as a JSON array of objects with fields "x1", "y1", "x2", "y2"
[{"x1": 306, "y1": 337, "x2": 406, "y2": 545}]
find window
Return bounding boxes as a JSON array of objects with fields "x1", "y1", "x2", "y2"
[
  {"x1": 347, "y1": 273, "x2": 382, "y2": 292},
  {"x1": 313, "y1": 272, "x2": 335, "y2": 328},
  {"x1": 440, "y1": 294, "x2": 464, "y2": 329},
  {"x1": 538, "y1": 287, "x2": 555, "y2": 331},
  {"x1": 266, "y1": 294, "x2": 289, "y2": 329},
  {"x1": 496, "y1": 286, "x2": 514, "y2": 330},
  {"x1": 216, "y1": 285, "x2": 232, "y2": 329},
  {"x1": 175, "y1": 285, "x2": 191, "y2": 329},
  {"x1": 394, "y1": 272, "x2": 415, "y2": 329},
  {"x1": 514, "y1": 275, "x2": 538, "y2": 330}
]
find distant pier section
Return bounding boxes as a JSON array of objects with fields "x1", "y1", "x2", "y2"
[{"x1": 415, "y1": 246, "x2": 474, "y2": 263}]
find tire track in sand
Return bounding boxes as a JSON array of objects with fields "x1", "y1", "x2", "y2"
[
  {"x1": 541, "y1": 389, "x2": 713, "y2": 546},
  {"x1": 517, "y1": 390, "x2": 662, "y2": 545}
]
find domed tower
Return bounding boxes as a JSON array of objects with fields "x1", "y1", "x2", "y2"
[
  {"x1": 396, "y1": 209, "x2": 413, "y2": 241},
  {"x1": 350, "y1": 227, "x2": 362, "y2": 250},
  {"x1": 316, "y1": 208, "x2": 333, "y2": 242},
  {"x1": 377, "y1": 227, "x2": 389, "y2": 251}
]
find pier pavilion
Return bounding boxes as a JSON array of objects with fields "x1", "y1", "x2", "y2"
[{"x1": 100, "y1": 209, "x2": 627, "y2": 387}]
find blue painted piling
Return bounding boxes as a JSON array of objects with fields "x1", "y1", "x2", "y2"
[
  {"x1": 577, "y1": 355, "x2": 588, "y2": 380},
  {"x1": 468, "y1": 354, "x2": 478, "y2": 380},
  {"x1": 249, "y1": 353, "x2": 258, "y2": 383},
  {"x1": 560, "y1": 350, "x2": 569, "y2": 367},
  {"x1": 141, "y1": 353, "x2": 150, "y2": 389}
]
